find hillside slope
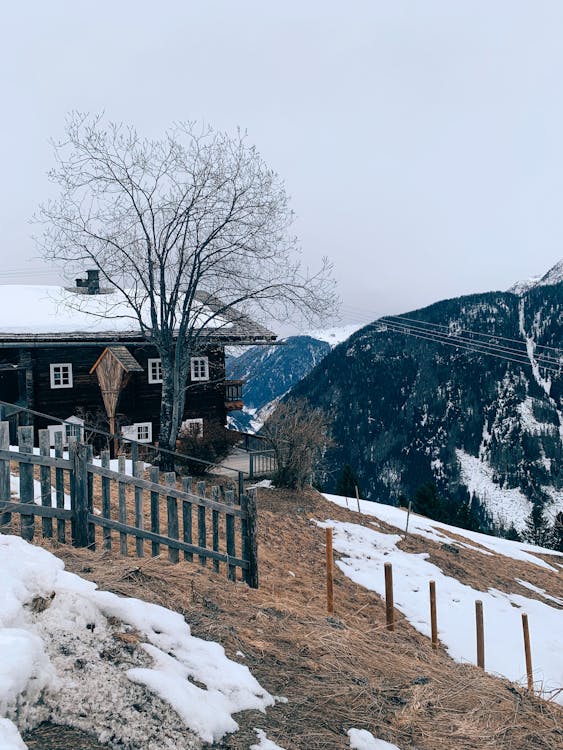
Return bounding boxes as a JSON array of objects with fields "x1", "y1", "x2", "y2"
[
  {"x1": 18, "y1": 487, "x2": 563, "y2": 750},
  {"x1": 289, "y1": 282, "x2": 563, "y2": 531}
]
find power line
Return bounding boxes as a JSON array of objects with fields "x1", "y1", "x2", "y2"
[
  {"x1": 376, "y1": 319, "x2": 562, "y2": 374},
  {"x1": 381, "y1": 316, "x2": 562, "y2": 368},
  {"x1": 337, "y1": 302, "x2": 563, "y2": 358},
  {"x1": 386, "y1": 313, "x2": 563, "y2": 357}
]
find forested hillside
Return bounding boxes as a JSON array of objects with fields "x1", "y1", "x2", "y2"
[{"x1": 289, "y1": 282, "x2": 563, "y2": 534}]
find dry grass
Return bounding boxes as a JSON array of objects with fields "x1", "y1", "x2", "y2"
[{"x1": 22, "y1": 487, "x2": 563, "y2": 750}]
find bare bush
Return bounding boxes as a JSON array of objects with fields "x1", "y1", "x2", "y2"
[{"x1": 261, "y1": 398, "x2": 332, "y2": 490}]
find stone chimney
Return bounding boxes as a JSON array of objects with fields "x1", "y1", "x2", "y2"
[
  {"x1": 75, "y1": 269, "x2": 101, "y2": 294},
  {"x1": 86, "y1": 269, "x2": 100, "y2": 294}
]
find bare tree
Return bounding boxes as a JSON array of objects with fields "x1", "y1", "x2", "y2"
[
  {"x1": 261, "y1": 398, "x2": 333, "y2": 490},
  {"x1": 37, "y1": 114, "x2": 336, "y2": 467}
]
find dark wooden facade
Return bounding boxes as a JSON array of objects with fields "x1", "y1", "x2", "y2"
[
  {"x1": 0, "y1": 279, "x2": 276, "y2": 447},
  {"x1": 0, "y1": 340, "x2": 234, "y2": 445}
]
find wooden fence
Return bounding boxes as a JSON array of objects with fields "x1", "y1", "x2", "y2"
[
  {"x1": 0, "y1": 422, "x2": 258, "y2": 587},
  {"x1": 248, "y1": 449, "x2": 277, "y2": 479}
]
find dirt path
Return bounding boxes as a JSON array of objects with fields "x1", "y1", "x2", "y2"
[{"x1": 35, "y1": 487, "x2": 562, "y2": 750}]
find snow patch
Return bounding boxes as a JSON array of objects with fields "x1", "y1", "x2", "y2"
[
  {"x1": 250, "y1": 728, "x2": 287, "y2": 750},
  {"x1": 348, "y1": 728, "x2": 401, "y2": 750},
  {"x1": 0, "y1": 535, "x2": 274, "y2": 747},
  {"x1": 455, "y1": 449, "x2": 532, "y2": 531}
]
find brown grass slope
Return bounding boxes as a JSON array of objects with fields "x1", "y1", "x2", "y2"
[{"x1": 24, "y1": 488, "x2": 563, "y2": 750}]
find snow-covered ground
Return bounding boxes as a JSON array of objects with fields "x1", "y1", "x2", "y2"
[
  {"x1": 0, "y1": 531, "x2": 405, "y2": 750},
  {"x1": 456, "y1": 448, "x2": 563, "y2": 529},
  {"x1": 0, "y1": 535, "x2": 277, "y2": 749},
  {"x1": 455, "y1": 449, "x2": 533, "y2": 531},
  {"x1": 322, "y1": 494, "x2": 563, "y2": 703}
]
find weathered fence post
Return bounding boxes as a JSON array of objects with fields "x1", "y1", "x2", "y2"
[
  {"x1": 0, "y1": 421, "x2": 11, "y2": 530},
  {"x1": 54, "y1": 431, "x2": 65, "y2": 543},
  {"x1": 197, "y1": 481, "x2": 207, "y2": 566},
  {"x1": 384, "y1": 562, "x2": 395, "y2": 631},
  {"x1": 118, "y1": 454, "x2": 127, "y2": 556},
  {"x1": 165, "y1": 472, "x2": 179, "y2": 563},
  {"x1": 325, "y1": 526, "x2": 334, "y2": 613},
  {"x1": 149, "y1": 466, "x2": 160, "y2": 557},
  {"x1": 181, "y1": 476, "x2": 193, "y2": 562},
  {"x1": 131, "y1": 440, "x2": 139, "y2": 466},
  {"x1": 475, "y1": 600, "x2": 485, "y2": 669},
  {"x1": 225, "y1": 488, "x2": 236, "y2": 582},
  {"x1": 249, "y1": 452, "x2": 255, "y2": 480},
  {"x1": 522, "y1": 613, "x2": 534, "y2": 691},
  {"x1": 211, "y1": 486, "x2": 220, "y2": 573},
  {"x1": 405, "y1": 501, "x2": 412, "y2": 537},
  {"x1": 86, "y1": 444, "x2": 95, "y2": 550},
  {"x1": 39, "y1": 429, "x2": 53, "y2": 539},
  {"x1": 242, "y1": 488, "x2": 259, "y2": 588},
  {"x1": 18, "y1": 426, "x2": 35, "y2": 542},
  {"x1": 72, "y1": 442, "x2": 90, "y2": 548},
  {"x1": 134, "y1": 459, "x2": 144, "y2": 557},
  {"x1": 101, "y1": 450, "x2": 111, "y2": 550},
  {"x1": 355, "y1": 485, "x2": 361, "y2": 515},
  {"x1": 429, "y1": 580, "x2": 438, "y2": 652}
]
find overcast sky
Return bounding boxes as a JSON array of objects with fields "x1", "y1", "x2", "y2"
[{"x1": 2, "y1": 1, "x2": 562, "y2": 333}]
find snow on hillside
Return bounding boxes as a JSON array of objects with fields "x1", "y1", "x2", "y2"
[
  {"x1": 455, "y1": 449, "x2": 533, "y2": 531},
  {"x1": 456, "y1": 448, "x2": 563, "y2": 530},
  {"x1": 0, "y1": 535, "x2": 276, "y2": 749},
  {"x1": 508, "y1": 258, "x2": 563, "y2": 294},
  {"x1": 303, "y1": 323, "x2": 363, "y2": 347},
  {"x1": 322, "y1": 494, "x2": 563, "y2": 703}
]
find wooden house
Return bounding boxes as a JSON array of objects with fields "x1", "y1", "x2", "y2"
[{"x1": 0, "y1": 271, "x2": 276, "y2": 448}]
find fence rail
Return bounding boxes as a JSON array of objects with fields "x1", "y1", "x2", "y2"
[
  {"x1": 249, "y1": 449, "x2": 277, "y2": 479},
  {"x1": 0, "y1": 422, "x2": 259, "y2": 587}
]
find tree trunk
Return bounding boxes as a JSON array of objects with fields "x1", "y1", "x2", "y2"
[{"x1": 158, "y1": 351, "x2": 189, "y2": 472}]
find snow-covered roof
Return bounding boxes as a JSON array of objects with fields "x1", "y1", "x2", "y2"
[{"x1": 0, "y1": 285, "x2": 275, "y2": 345}]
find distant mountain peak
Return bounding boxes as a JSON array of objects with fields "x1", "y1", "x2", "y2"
[
  {"x1": 302, "y1": 323, "x2": 364, "y2": 347},
  {"x1": 508, "y1": 258, "x2": 563, "y2": 294}
]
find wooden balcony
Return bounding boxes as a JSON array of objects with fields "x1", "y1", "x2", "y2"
[{"x1": 225, "y1": 379, "x2": 244, "y2": 411}]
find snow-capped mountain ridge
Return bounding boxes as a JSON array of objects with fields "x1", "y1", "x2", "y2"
[{"x1": 508, "y1": 258, "x2": 563, "y2": 295}]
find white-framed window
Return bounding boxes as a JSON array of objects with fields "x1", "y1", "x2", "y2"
[
  {"x1": 47, "y1": 416, "x2": 84, "y2": 447},
  {"x1": 121, "y1": 422, "x2": 152, "y2": 443},
  {"x1": 180, "y1": 417, "x2": 204, "y2": 439},
  {"x1": 190, "y1": 356, "x2": 209, "y2": 381},
  {"x1": 50, "y1": 363, "x2": 73, "y2": 389},
  {"x1": 148, "y1": 358, "x2": 163, "y2": 384},
  {"x1": 65, "y1": 422, "x2": 83, "y2": 442}
]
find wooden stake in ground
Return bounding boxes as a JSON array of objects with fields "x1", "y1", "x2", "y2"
[
  {"x1": 326, "y1": 527, "x2": 334, "y2": 614},
  {"x1": 405, "y1": 501, "x2": 412, "y2": 536},
  {"x1": 355, "y1": 485, "x2": 361, "y2": 515},
  {"x1": 384, "y1": 562, "x2": 394, "y2": 631},
  {"x1": 522, "y1": 613, "x2": 534, "y2": 692},
  {"x1": 475, "y1": 600, "x2": 485, "y2": 669},
  {"x1": 429, "y1": 580, "x2": 438, "y2": 652}
]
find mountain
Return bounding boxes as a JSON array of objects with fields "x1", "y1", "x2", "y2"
[
  {"x1": 289, "y1": 281, "x2": 563, "y2": 533},
  {"x1": 226, "y1": 336, "x2": 331, "y2": 432},
  {"x1": 226, "y1": 325, "x2": 362, "y2": 432},
  {"x1": 508, "y1": 257, "x2": 563, "y2": 294}
]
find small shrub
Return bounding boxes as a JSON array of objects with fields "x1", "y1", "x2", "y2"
[{"x1": 175, "y1": 420, "x2": 232, "y2": 475}]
